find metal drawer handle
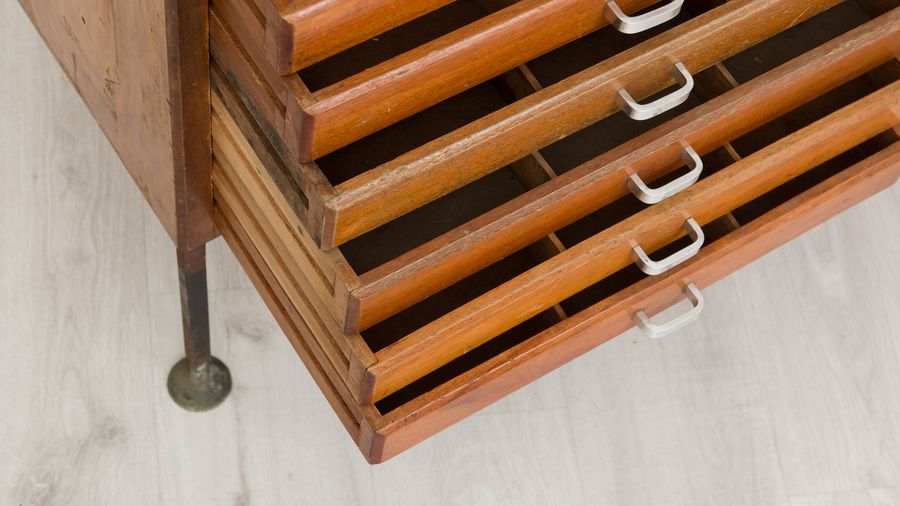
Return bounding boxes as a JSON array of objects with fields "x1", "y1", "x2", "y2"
[
  {"x1": 616, "y1": 62, "x2": 694, "y2": 120},
  {"x1": 635, "y1": 283, "x2": 704, "y2": 338},
  {"x1": 631, "y1": 217, "x2": 704, "y2": 276},
  {"x1": 627, "y1": 145, "x2": 703, "y2": 204},
  {"x1": 605, "y1": 0, "x2": 685, "y2": 34}
]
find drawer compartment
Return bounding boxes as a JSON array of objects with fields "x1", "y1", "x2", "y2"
[{"x1": 216, "y1": 0, "x2": 696, "y2": 160}]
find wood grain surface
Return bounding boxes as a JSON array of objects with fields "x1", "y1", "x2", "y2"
[{"x1": 16, "y1": 0, "x2": 215, "y2": 251}]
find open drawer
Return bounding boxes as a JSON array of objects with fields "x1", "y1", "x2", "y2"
[
  {"x1": 211, "y1": 0, "x2": 843, "y2": 226},
  {"x1": 214, "y1": 120, "x2": 900, "y2": 463},
  {"x1": 211, "y1": 1, "x2": 900, "y2": 462},
  {"x1": 214, "y1": 0, "x2": 702, "y2": 161},
  {"x1": 212, "y1": 2, "x2": 900, "y2": 332}
]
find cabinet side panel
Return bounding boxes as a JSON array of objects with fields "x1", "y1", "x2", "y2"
[{"x1": 17, "y1": 0, "x2": 215, "y2": 248}]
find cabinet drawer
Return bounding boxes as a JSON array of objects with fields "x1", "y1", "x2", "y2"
[
  {"x1": 213, "y1": 4, "x2": 899, "y2": 337},
  {"x1": 211, "y1": 0, "x2": 839, "y2": 187},
  {"x1": 215, "y1": 0, "x2": 688, "y2": 160},
  {"x1": 215, "y1": 126, "x2": 900, "y2": 462},
  {"x1": 211, "y1": 1, "x2": 900, "y2": 462}
]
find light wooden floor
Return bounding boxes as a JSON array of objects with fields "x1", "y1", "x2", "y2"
[{"x1": 3, "y1": 4, "x2": 900, "y2": 505}]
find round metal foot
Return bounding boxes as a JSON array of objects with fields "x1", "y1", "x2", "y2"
[{"x1": 167, "y1": 357, "x2": 232, "y2": 412}]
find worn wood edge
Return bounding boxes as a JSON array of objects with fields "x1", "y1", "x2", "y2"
[
  {"x1": 211, "y1": 59, "x2": 332, "y2": 236},
  {"x1": 212, "y1": 125, "x2": 343, "y2": 335},
  {"x1": 211, "y1": 92, "x2": 337, "y2": 295},
  {"x1": 326, "y1": 0, "x2": 843, "y2": 247},
  {"x1": 214, "y1": 201, "x2": 369, "y2": 441},
  {"x1": 210, "y1": 0, "x2": 272, "y2": 94},
  {"x1": 213, "y1": 163, "x2": 354, "y2": 376},
  {"x1": 215, "y1": 162, "x2": 375, "y2": 401},
  {"x1": 217, "y1": 198, "x2": 394, "y2": 464},
  {"x1": 367, "y1": 141, "x2": 900, "y2": 462},
  {"x1": 213, "y1": 161, "x2": 366, "y2": 381},
  {"x1": 211, "y1": 116, "x2": 376, "y2": 393},
  {"x1": 211, "y1": 68, "x2": 307, "y2": 223},
  {"x1": 349, "y1": 10, "x2": 900, "y2": 335},
  {"x1": 213, "y1": 155, "x2": 359, "y2": 368},
  {"x1": 210, "y1": 8, "x2": 287, "y2": 133},
  {"x1": 210, "y1": 79, "x2": 368, "y2": 351},
  {"x1": 209, "y1": 35, "x2": 336, "y2": 249},
  {"x1": 210, "y1": 0, "x2": 316, "y2": 167},
  {"x1": 367, "y1": 81, "x2": 900, "y2": 403}
]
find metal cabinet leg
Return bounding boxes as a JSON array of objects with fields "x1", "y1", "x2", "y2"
[{"x1": 167, "y1": 245, "x2": 232, "y2": 411}]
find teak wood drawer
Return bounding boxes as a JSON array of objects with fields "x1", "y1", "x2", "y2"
[
  {"x1": 209, "y1": 0, "x2": 900, "y2": 463},
  {"x1": 212, "y1": 0, "x2": 853, "y2": 248}
]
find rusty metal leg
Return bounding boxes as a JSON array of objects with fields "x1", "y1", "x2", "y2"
[{"x1": 167, "y1": 245, "x2": 232, "y2": 411}]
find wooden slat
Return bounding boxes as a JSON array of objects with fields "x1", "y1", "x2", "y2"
[
  {"x1": 214, "y1": 202, "x2": 366, "y2": 440},
  {"x1": 212, "y1": 94, "x2": 339, "y2": 305},
  {"x1": 211, "y1": 62, "x2": 305, "y2": 214},
  {"x1": 366, "y1": 140, "x2": 900, "y2": 463},
  {"x1": 295, "y1": 0, "x2": 665, "y2": 161},
  {"x1": 365, "y1": 81, "x2": 900, "y2": 403},
  {"x1": 348, "y1": 11, "x2": 900, "y2": 333},
  {"x1": 211, "y1": 84, "x2": 378, "y2": 393},
  {"x1": 320, "y1": 0, "x2": 843, "y2": 248},
  {"x1": 855, "y1": 0, "x2": 900, "y2": 142},
  {"x1": 212, "y1": 111, "x2": 379, "y2": 386},
  {"x1": 214, "y1": 165, "x2": 354, "y2": 374}
]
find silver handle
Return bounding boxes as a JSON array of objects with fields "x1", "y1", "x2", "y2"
[
  {"x1": 631, "y1": 217, "x2": 704, "y2": 276},
  {"x1": 605, "y1": 0, "x2": 685, "y2": 34},
  {"x1": 616, "y1": 62, "x2": 694, "y2": 120},
  {"x1": 635, "y1": 283, "x2": 704, "y2": 338},
  {"x1": 627, "y1": 145, "x2": 703, "y2": 204}
]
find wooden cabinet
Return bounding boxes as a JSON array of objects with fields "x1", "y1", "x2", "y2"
[
  {"x1": 17, "y1": 0, "x2": 900, "y2": 464},
  {"x1": 210, "y1": 0, "x2": 900, "y2": 462}
]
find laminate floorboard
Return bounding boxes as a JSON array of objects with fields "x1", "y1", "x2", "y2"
[
  {"x1": 2, "y1": 2, "x2": 900, "y2": 504},
  {"x1": 790, "y1": 488, "x2": 900, "y2": 506}
]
